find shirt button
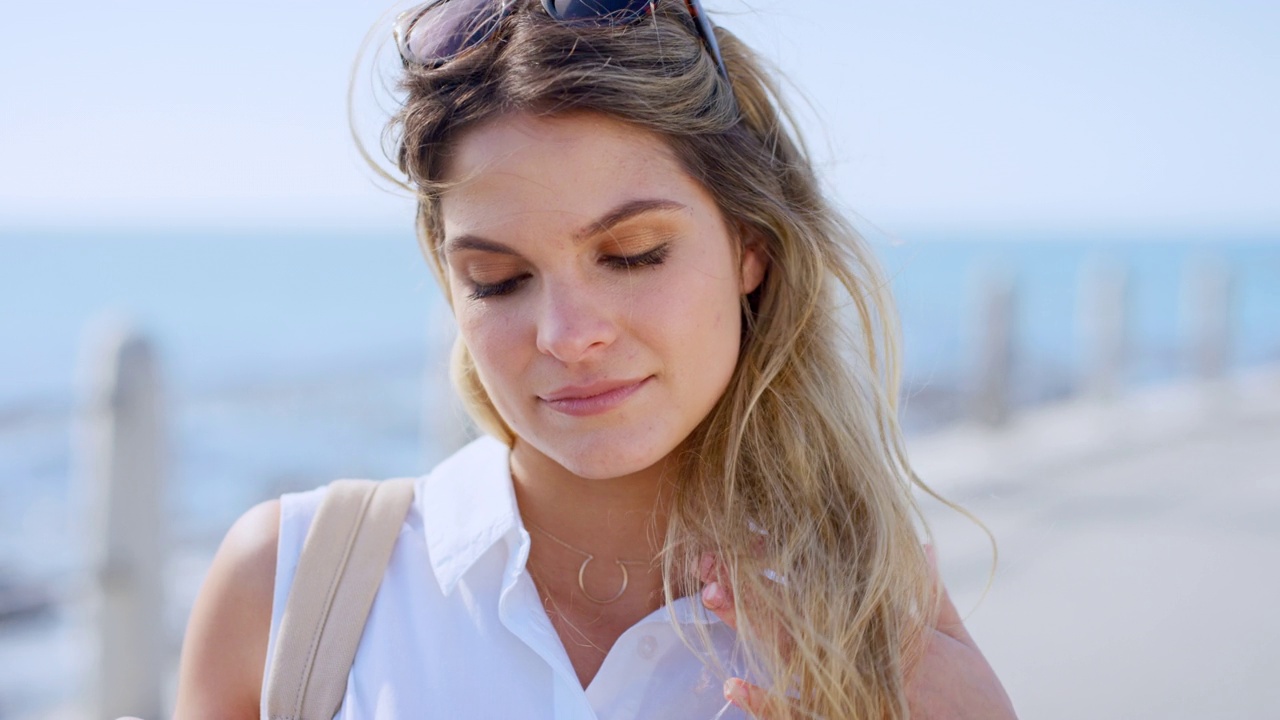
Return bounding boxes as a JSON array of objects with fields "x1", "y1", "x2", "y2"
[{"x1": 638, "y1": 634, "x2": 658, "y2": 660}]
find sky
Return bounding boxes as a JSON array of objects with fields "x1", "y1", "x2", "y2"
[{"x1": 1, "y1": 0, "x2": 1277, "y2": 237}]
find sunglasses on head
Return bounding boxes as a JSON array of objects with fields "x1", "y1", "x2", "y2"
[{"x1": 393, "y1": 0, "x2": 728, "y2": 80}]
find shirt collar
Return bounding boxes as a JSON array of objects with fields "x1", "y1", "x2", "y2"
[
  {"x1": 416, "y1": 434, "x2": 521, "y2": 595},
  {"x1": 415, "y1": 434, "x2": 720, "y2": 628}
]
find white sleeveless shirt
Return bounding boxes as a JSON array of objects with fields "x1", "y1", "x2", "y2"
[{"x1": 264, "y1": 435, "x2": 747, "y2": 719}]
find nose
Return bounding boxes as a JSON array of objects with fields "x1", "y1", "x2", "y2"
[{"x1": 535, "y1": 279, "x2": 619, "y2": 363}]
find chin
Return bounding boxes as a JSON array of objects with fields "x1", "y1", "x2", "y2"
[{"x1": 541, "y1": 428, "x2": 679, "y2": 481}]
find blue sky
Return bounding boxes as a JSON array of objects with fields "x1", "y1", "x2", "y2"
[{"x1": 1, "y1": 0, "x2": 1276, "y2": 236}]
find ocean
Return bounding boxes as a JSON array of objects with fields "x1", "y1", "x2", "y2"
[
  {"x1": 0, "y1": 228, "x2": 1277, "y2": 716},
  {"x1": 2, "y1": 229, "x2": 1278, "y2": 561}
]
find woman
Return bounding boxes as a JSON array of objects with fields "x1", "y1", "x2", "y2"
[{"x1": 175, "y1": 1, "x2": 1015, "y2": 718}]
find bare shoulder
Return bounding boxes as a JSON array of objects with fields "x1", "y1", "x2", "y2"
[{"x1": 173, "y1": 499, "x2": 280, "y2": 720}]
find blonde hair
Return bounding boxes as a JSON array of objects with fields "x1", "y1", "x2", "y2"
[{"x1": 384, "y1": 2, "x2": 941, "y2": 716}]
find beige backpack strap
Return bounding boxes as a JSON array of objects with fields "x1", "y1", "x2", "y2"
[{"x1": 263, "y1": 478, "x2": 416, "y2": 720}]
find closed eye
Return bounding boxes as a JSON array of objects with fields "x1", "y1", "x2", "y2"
[
  {"x1": 468, "y1": 273, "x2": 529, "y2": 300},
  {"x1": 466, "y1": 243, "x2": 670, "y2": 300},
  {"x1": 603, "y1": 243, "x2": 670, "y2": 270}
]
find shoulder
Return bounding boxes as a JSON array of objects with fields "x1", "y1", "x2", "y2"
[
  {"x1": 224, "y1": 498, "x2": 284, "y2": 569},
  {"x1": 174, "y1": 499, "x2": 281, "y2": 720},
  {"x1": 208, "y1": 499, "x2": 282, "y2": 607}
]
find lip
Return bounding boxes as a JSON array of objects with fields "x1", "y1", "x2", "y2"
[{"x1": 540, "y1": 377, "x2": 651, "y2": 417}]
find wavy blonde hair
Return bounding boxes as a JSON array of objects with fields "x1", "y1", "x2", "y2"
[{"x1": 382, "y1": 1, "x2": 942, "y2": 716}]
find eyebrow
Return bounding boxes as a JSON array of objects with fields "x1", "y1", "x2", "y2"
[{"x1": 444, "y1": 198, "x2": 688, "y2": 256}]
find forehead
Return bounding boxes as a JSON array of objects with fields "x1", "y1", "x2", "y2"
[{"x1": 439, "y1": 112, "x2": 701, "y2": 234}]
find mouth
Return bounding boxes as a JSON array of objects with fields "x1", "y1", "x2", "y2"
[{"x1": 540, "y1": 377, "x2": 652, "y2": 417}]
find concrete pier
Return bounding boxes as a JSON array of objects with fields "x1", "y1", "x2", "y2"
[
  {"x1": 5, "y1": 360, "x2": 1277, "y2": 719},
  {"x1": 912, "y1": 366, "x2": 1280, "y2": 719}
]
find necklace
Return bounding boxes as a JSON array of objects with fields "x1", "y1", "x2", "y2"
[{"x1": 526, "y1": 522, "x2": 651, "y2": 605}]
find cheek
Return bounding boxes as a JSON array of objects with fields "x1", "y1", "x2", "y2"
[
  {"x1": 654, "y1": 263, "x2": 742, "y2": 366},
  {"x1": 455, "y1": 305, "x2": 528, "y2": 385}
]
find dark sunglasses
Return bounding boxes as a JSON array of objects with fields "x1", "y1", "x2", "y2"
[{"x1": 393, "y1": 0, "x2": 728, "y2": 79}]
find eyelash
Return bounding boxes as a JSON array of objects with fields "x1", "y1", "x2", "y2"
[
  {"x1": 603, "y1": 243, "x2": 670, "y2": 270},
  {"x1": 467, "y1": 243, "x2": 671, "y2": 300}
]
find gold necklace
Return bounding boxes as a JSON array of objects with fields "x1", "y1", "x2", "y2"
[{"x1": 526, "y1": 522, "x2": 651, "y2": 605}]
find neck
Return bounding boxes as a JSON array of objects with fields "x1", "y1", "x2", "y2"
[
  {"x1": 510, "y1": 439, "x2": 673, "y2": 612},
  {"x1": 511, "y1": 440, "x2": 673, "y2": 557}
]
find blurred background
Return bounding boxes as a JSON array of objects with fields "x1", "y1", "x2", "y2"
[{"x1": 1, "y1": 1, "x2": 1277, "y2": 718}]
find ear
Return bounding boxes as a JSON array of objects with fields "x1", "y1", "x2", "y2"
[{"x1": 738, "y1": 228, "x2": 769, "y2": 295}]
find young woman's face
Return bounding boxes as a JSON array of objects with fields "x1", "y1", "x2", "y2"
[{"x1": 440, "y1": 112, "x2": 766, "y2": 480}]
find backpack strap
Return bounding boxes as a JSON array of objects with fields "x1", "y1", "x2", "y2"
[{"x1": 263, "y1": 478, "x2": 416, "y2": 720}]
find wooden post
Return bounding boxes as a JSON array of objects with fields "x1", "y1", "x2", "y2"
[
  {"x1": 1079, "y1": 259, "x2": 1129, "y2": 401},
  {"x1": 1184, "y1": 257, "x2": 1233, "y2": 381},
  {"x1": 972, "y1": 268, "x2": 1017, "y2": 427},
  {"x1": 77, "y1": 318, "x2": 167, "y2": 720}
]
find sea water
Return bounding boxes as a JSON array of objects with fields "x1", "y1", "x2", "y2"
[
  {"x1": 0, "y1": 228, "x2": 1277, "y2": 717},
  {"x1": 1, "y1": 229, "x2": 1278, "y2": 571}
]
